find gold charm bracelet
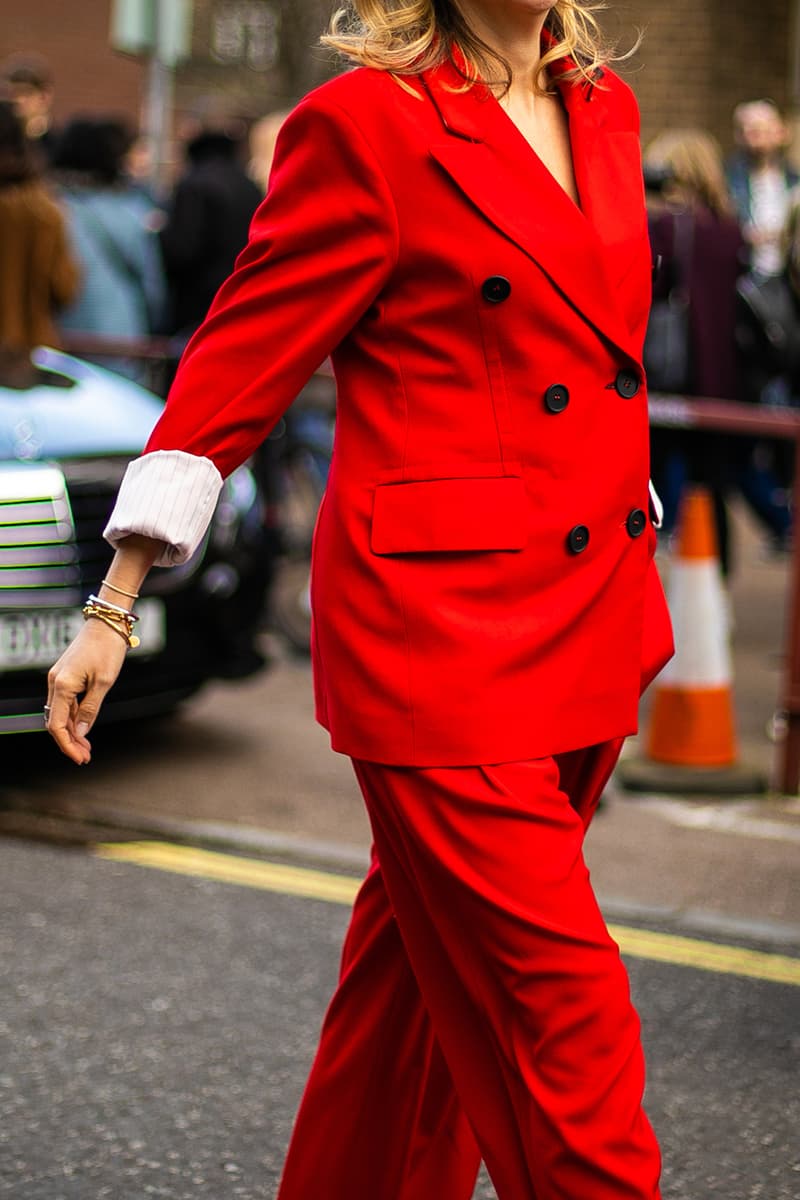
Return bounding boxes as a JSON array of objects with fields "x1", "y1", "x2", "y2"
[{"x1": 82, "y1": 596, "x2": 140, "y2": 649}]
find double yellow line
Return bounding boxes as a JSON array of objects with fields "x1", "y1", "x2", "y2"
[{"x1": 95, "y1": 840, "x2": 800, "y2": 989}]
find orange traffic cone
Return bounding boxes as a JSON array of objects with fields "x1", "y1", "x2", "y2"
[
  {"x1": 647, "y1": 486, "x2": 737, "y2": 766},
  {"x1": 619, "y1": 484, "x2": 766, "y2": 795}
]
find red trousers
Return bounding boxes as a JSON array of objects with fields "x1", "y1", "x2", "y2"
[{"x1": 277, "y1": 741, "x2": 662, "y2": 1200}]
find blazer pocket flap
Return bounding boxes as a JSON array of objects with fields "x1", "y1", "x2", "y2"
[{"x1": 371, "y1": 476, "x2": 529, "y2": 554}]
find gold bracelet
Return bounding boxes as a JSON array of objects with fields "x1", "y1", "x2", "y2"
[
  {"x1": 101, "y1": 578, "x2": 140, "y2": 601},
  {"x1": 88, "y1": 594, "x2": 138, "y2": 621},
  {"x1": 83, "y1": 610, "x2": 141, "y2": 648},
  {"x1": 82, "y1": 603, "x2": 140, "y2": 648}
]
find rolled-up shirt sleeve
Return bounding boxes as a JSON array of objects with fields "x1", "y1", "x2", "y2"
[
  {"x1": 103, "y1": 88, "x2": 399, "y2": 565},
  {"x1": 104, "y1": 449, "x2": 223, "y2": 566}
]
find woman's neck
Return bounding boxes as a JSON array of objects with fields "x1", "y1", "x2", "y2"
[{"x1": 454, "y1": 1, "x2": 551, "y2": 96}]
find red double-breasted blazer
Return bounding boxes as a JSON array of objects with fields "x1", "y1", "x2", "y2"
[{"x1": 141, "y1": 54, "x2": 673, "y2": 766}]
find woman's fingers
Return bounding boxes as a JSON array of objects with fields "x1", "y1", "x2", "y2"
[
  {"x1": 46, "y1": 622, "x2": 128, "y2": 764},
  {"x1": 47, "y1": 667, "x2": 94, "y2": 764},
  {"x1": 47, "y1": 681, "x2": 91, "y2": 764}
]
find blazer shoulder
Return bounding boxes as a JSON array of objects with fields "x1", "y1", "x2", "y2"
[
  {"x1": 294, "y1": 67, "x2": 421, "y2": 122},
  {"x1": 597, "y1": 67, "x2": 641, "y2": 134},
  {"x1": 284, "y1": 69, "x2": 430, "y2": 168}
]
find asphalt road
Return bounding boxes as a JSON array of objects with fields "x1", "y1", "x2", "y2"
[
  {"x1": 1, "y1": 836, "x2": 799, "y2": 1200},
  {"x1": 2, "y1": 499, "x2": 799, "y2": 1197}
]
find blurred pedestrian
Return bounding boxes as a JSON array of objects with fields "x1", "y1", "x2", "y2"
[
  {"x1": 726, "y1": 102, "x2": 797, "y2": 551},
  {"x1": 0, "y1": 53, "x2": 58, "y2": 169},
  {"x1": 51, "y1": 116, "x2": 166, "y2": 379},
  {"x1": 728, "y1": 100, "x2": 798, "y2": 280},
  {"x1": 644, "y1": 129, "x2": 744, "y2": 570},
  {"x1": 247, "y1": 110, "x2": 291, "y2": 194},
  {"x1": 0, "y1": 98, "x2": 77, "y2": 386},
  {"x1": 160, "y1": 111, "x2": 261, "y2": 349},
  {"x1": 46, "y1": 2, "x2": 673, "y2": 1198},
  {"x1": 729, "y1": 99, "x2": 800, "y2": 406},
  {"x1": 647, "y1": 130, "x2": 743, "y2": 400},
  {"x1": 121, "y1": 133, "x2": 167, "y2": 227}
]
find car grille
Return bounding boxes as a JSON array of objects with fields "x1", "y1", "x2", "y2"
[
  {"x1": 63, "y1": 463, "x2": 125, "y2": 596},
  {"x1": 0, "y1": 460, "x2": 125, "y2": 611}
]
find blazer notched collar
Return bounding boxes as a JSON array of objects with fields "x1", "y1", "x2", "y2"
[{"x1": 421, "y1": 57, "x2": 644, "y2": 365}]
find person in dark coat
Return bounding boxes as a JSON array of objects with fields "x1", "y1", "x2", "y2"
[
  {"x1": 728, "y1": 101, "x2": 800, "y2": 547},
  {"x1": 727, "y1": 100, "x2": 798, "y2": 280},
  {"x1": 644, "y1": 128, "x2": 789, "y2": 570},
  {"x1": 160, "y1": 121, "x2": 262, "y2": 346}
]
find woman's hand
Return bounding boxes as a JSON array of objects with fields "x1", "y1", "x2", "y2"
[
  {"x1": 46, "y1": 618, "x2": 129, "y2": 764},
  {"x1": 44, "y1": 534, "x2": 165, "y2": 763}
]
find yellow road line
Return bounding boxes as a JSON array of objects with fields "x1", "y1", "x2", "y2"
[
  {"x1": 94, "y1": 840, "x2": 800, "y2": 988},
  {"x1": 606, "y1": 925, "x2": 800, "y2": 988},
  {"x1": 94, "y1": 840, "x2": 360, "y2": 905}
]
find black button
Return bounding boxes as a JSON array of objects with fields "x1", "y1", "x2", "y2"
[
  {"x1": 567, "y1": 524, "x2": 590, "y2": 554},
  {"x1": 544, "y1": 383, "x2": 570, "y2": 413},
  {"x1": 482, "y1": 275, "x2": 511, "y2": 304},
  {"x1": 614, "y1": 369, "x2": 640, "y2": 398},
  {"x1": 626, "y1": 508, "x2": 647, "y2": 538}
]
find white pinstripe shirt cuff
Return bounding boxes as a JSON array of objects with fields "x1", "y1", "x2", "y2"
[
  {"x1": 104, "y1": 450, "x2": 224, "y2": 567},
  {"x1": 648, "y1": 479, "x2": 664, "y2": 529}
]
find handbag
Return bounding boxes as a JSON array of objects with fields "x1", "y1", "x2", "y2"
[
  {"x1": 735, "y1": 271, "x2": 800, "y2": 378},
  {"x1": 643, "y1": 211, "x2": 694, "y2": 393}
]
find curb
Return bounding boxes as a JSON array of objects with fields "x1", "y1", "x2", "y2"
[
  {"x1": 98, "y1": 809, "x2": 372, "y2": 874},
  {"x1": 0, "y1": 793, "x2": 370, "y2": 874},
  {"x1": 2, "y1": 794, "x2": 799, "y2": 951}
]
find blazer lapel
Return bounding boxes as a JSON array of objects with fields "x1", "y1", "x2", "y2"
[
  {"x1": 558, "y1": 65, "x2": 652, "y2": 337},
  {"x1": 423, "y1": 59, "x2": 645, "y2": 364}
]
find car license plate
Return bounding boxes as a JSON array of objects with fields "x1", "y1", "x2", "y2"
[{"x1": 0, "y1": 599, "x2": 166, "y2": 670}]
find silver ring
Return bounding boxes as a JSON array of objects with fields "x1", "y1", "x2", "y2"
[{"x1": 43, "y1": 705, "x2": 51, "y2": 721}]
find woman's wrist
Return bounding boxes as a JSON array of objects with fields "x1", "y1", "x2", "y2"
[
  {"x1": 99, "y1": 577, "x2": 139, "y2": 604},
  {"x1": 97, "y1": 533, "x2": 166, "y2": 608}
]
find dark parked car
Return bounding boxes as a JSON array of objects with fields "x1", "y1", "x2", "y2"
[{"x1": 0, "y1": 348, "x2": 274, "y2": 734}]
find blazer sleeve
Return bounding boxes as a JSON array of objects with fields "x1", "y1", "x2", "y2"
[{"x1": 105, "y1": 92, "x2": 399, "y2": 565}]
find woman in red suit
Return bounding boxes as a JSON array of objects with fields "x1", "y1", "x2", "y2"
[{"x1": 47, "y1": 1, "x2": 674, "y2": 1196}]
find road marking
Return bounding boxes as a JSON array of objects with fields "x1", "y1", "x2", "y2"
[
  {"x1": 604, "y1": 925, "x2": 800, "y2": 987},
  {"x1": 635, "y1": 797, "x2": 800, "y2": 845},
  {"x1": 94, "y1": 841, "x2": 800, "y2": 988},
  {"x1": 95, "y1": 840, "x2": 360, "y2": 905}
]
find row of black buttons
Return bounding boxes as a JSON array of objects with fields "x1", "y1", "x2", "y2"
[
  {"x1": 481, "y1": 275, "x2": 647, "y2": 555},
  {"x1": 567, "y1": 509, "x2": 647, "y2": 555},
  {"x1": 481, "y1": 277, "x2": 642, "y2": 403},
  {"x1": 542, "y1": 368, "x2": 640, "y2": 412}
]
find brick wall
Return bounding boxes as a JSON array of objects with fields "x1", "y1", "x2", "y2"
[
  {"x1": 176, "y1": 0, "x2": 335, "y2": 120},
  {"x1": 0, "y1": 0, "x2": 144, "y2": 126},
  {"x1": 1, "y1": 1, "x2": 797, "y2": 154},
  {"x1": 614, "y1": 0, "x2": 796, "y2": 153}
]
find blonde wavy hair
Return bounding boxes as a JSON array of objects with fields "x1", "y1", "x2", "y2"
[
  {"x1": 643, "y1": 129, "x2": 734, "y2": 220},
  {"x1": 322, "y1": 1, "x2": 619, "y2": 94}
]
